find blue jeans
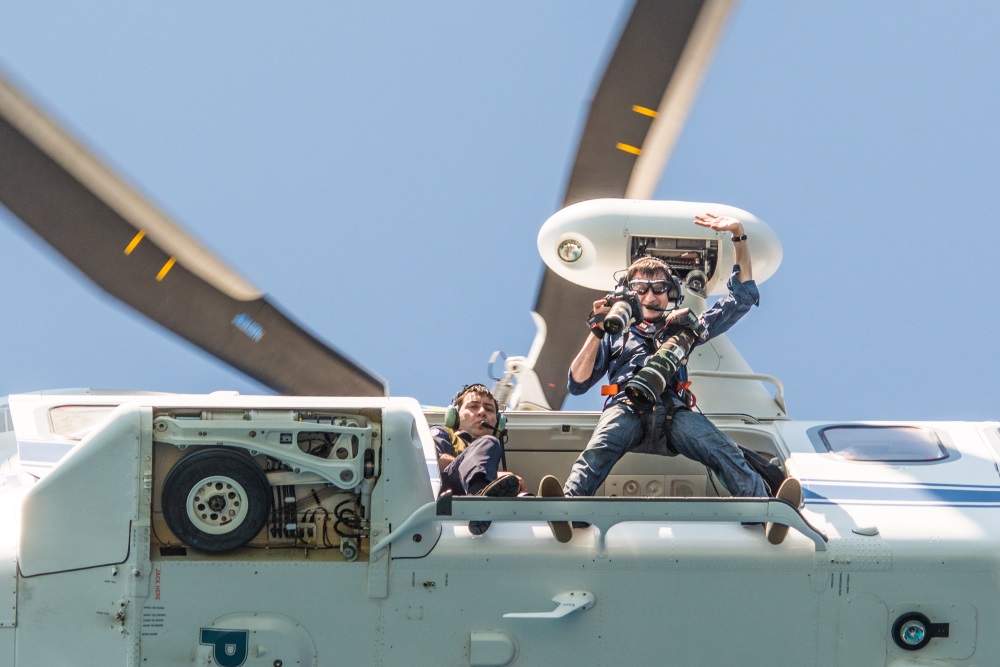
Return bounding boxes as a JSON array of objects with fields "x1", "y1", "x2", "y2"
[
  {"x1": 563, "y1": 402, "x2": 767, "y2": 498},
  {"x1": 441, "y1": 435, "x2": 503, "y2": 495}
]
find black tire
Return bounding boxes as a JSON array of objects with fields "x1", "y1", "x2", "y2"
[{"x1": 161, "y1": 448, "x2": 270, "y2": 553}]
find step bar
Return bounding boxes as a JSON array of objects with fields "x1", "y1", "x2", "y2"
[{"x1": 373, "y1": 495, "x2": 828, "y2": 555}]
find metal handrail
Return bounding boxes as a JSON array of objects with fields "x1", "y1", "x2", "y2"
[{"x1": 688, "y1": 370, "x2": 787, "y2": 413}]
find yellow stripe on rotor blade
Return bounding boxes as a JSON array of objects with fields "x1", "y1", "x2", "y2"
[
  {"x1": 156, "y1": 257, "x2": 177, "y2": 282},
  {"x1": 632, "y1": 105, "x2": 657, "y2": 118},
  {"x1": 616, "y1": 143, "x2": 641, "y2": 155},
  {"x1": 124, "y1": 231, "x2": 145, "y2": 255}
]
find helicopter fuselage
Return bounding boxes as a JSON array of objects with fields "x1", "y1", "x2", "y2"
[{"x1": 0, "y1": 391, "x2": 995, "y2": 665}]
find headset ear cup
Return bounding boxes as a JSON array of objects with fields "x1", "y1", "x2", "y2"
[
  {"x1": 497, "y1": 413, "x2": 507, "y2": 433},
  {"x1": 444, "y1": 405, "x2": 459, "y2": 430}
]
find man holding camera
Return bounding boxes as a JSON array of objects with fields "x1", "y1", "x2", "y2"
[{"x1": 564, "y1": 212, "x2": 801, "y2": 545}]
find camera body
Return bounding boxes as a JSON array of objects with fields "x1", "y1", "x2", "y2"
[
  {"x1": 624, "y1": 310, "x2": 708, "y2": 410},
  {"x1": 602, "y1": 283, "x2": 644, "y2": 335}
]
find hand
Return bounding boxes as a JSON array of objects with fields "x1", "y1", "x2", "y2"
[
  {"x1": 437, "y1": 453, "x2": 455, "y2": 474},
  {"x1": 663, "y1": 307, "x2": 692, "y2": 326},
  {"x1": 588, "y1": 297, "x2": 612, "y2": 330},
  {"x1": 514, "y1": 474, "x2": 527, "y2": 495},
  {"x1": 694, "y1": 212, "x2": 744, "y2": 236}
]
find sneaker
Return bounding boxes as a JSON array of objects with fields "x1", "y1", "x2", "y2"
[
  {"x1": 766, "y1": 477, "x2": 803, "y2": 545},
  {"x1": 538, "y1": 475, "x2": 572, "y2": 543},
  {"x1": 469, "y1": 474, "x2": 520, "y2": 536}
]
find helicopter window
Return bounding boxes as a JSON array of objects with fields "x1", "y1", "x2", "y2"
[
  {"x1": 48, "y1": 405, "x2": 116, "y2": 440},
  {"x1": 818, "y1": 425, "x2": 947, "y2": 462}
]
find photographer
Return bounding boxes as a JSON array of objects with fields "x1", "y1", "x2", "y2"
[{"x1": 564, "y1": 213, "x2": 801, "y2": 545}]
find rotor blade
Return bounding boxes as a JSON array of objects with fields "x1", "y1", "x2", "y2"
[
  {"x1": 0, "y1": 72, "x2": 386, "y2": 397},
  {"x1": 533, "y1": 0, "x2": 735, "y2": 409}
]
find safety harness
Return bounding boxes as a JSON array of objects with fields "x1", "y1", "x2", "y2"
[
  {"x1": 597, "y1": 318, "x2": 702, "y2": 456},
  {"x1": 439, "y1": 427, "x2": 470, "y2": 456}
]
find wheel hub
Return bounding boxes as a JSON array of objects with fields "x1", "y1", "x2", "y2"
[{"x1": 186, "y1": 475, "x2": 250, "y2": 534}]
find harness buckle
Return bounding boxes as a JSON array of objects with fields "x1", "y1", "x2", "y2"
[{"x1": 676, "y1": 381, "x2": 697, "y2": 408}]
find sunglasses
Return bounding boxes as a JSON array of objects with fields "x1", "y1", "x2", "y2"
[{"x1": 629, "y1": 280, "x2": 671, "y2": 295}]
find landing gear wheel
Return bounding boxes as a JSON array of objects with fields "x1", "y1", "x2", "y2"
[{"x1": 162, "y1": 448, "x2": 270, "y2": 553}]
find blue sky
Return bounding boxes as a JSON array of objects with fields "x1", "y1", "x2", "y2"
[{"x1": 1, "y1": 2, "x2": 998, "y2": 421}]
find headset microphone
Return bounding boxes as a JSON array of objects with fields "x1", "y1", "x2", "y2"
[
  {"x1": 445, "y1": 384, "x2": 507, "y2": 434},
  {"x1": 480, "y1": 420, "x2": 497, "y2": 431}
]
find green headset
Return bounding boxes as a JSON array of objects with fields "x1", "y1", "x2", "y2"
[{"x1": 444, "y1": 384, "x2": 507, "y2": 434}]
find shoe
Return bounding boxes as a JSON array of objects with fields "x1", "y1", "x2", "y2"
[
  {"x1": 469, "y1": 474, "x2": 520, "y2": 536},
  {"x1": 766, "y1": 477, "x2": 803, "y2": 545},
  {"x1": 537, "y1": 475, "x2": 572, "y2": 543}
]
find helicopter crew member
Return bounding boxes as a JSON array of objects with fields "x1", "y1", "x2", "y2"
[
  {"x1": 564, "y1": 213, "x2": 801, "y2": 545},
  {"x1": 432, "y1": 384, "x2": 520, "y2": 499},
  {"x1": 432, "y1": 384, "x2": 571, "y2": 541}
]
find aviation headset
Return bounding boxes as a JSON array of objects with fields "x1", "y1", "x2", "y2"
[
  {"x1": 627, "y1": 255, "x2": 684, "y2": 310},
  {"x1": 444, "y1": 384, "x2": 507, "y2": 434}
]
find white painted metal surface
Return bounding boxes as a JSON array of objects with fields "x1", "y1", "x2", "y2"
[
  {"x1": 0, "y1": 392, "x2": 996, "y2": 664},
  {"x1": 537, "y1": 199, "x2": 782, "y2": 291}
]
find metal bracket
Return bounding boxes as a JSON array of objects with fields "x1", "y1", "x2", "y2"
[{"x1": 152, "y1": 415, "x2": 371, "y2": 489}]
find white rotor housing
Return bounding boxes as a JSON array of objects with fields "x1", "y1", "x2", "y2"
[{"x1": 538, "y1": 199, "x2": 782, "y2": 293}]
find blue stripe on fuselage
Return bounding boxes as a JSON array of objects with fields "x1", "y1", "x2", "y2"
[{"x1": 801, "y1": 479, "x2": 1000, "y2": 506}]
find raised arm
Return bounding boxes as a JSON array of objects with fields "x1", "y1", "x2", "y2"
[{"x1": 694, "y1": 212, "x2": 753, "y2": 282}]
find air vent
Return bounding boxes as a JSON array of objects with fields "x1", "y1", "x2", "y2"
[{"x1": 0, "y1": 405, "x2": 11, "y2": 433}]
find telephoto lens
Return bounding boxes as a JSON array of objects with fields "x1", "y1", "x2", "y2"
[
  {"x1": 624, "y1": 330, "x2": 698, "y2": 410},
  {"x1": 603, "y1": 300, "x2": 633, "y2": 335},
  {"x1": 624, "y1": 311, "x2": 706, "y2": 410}
]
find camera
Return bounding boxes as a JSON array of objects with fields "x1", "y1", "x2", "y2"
[
  {"x1": 602, "y1": 283, "x2": 643, "y2": 335},
  {"x1": 624, "y1": 310, "x2": 707, "y2": 410}
]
